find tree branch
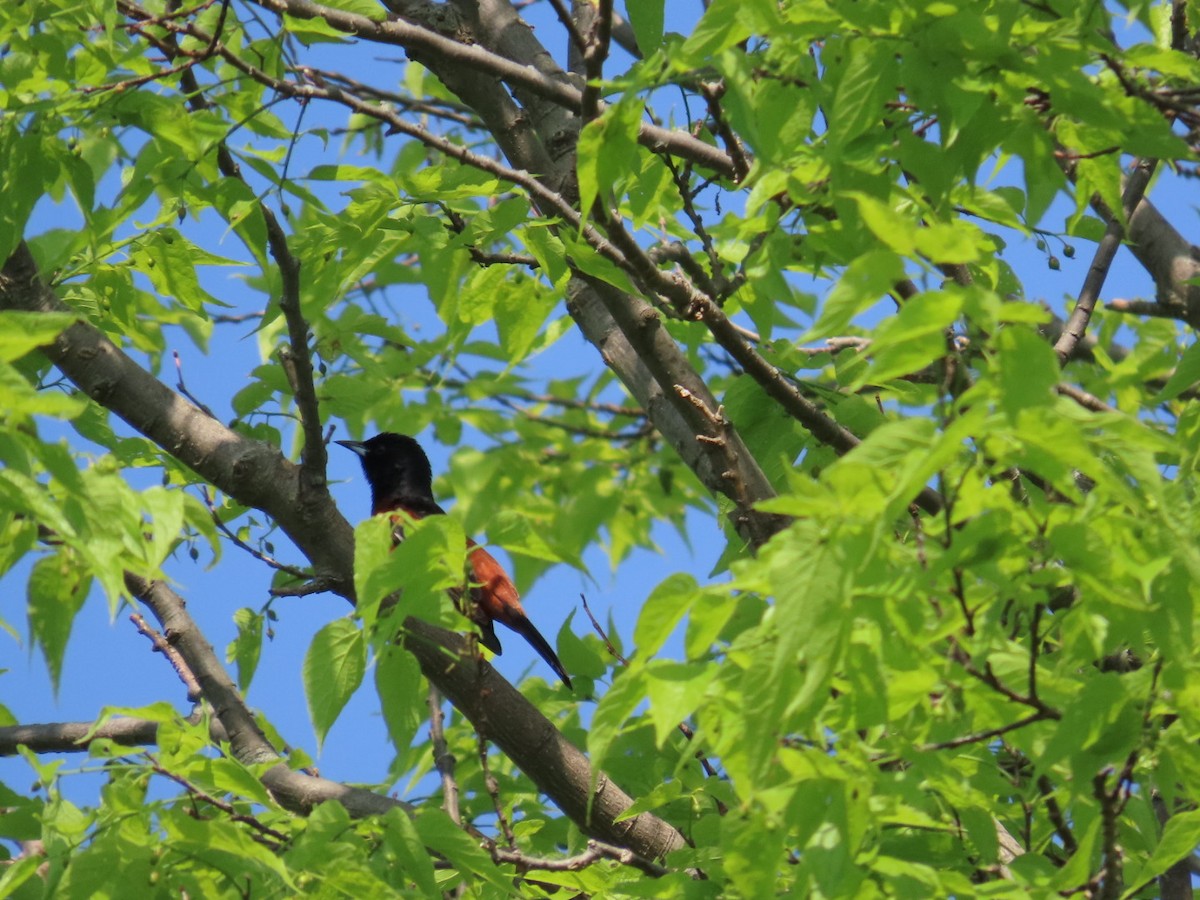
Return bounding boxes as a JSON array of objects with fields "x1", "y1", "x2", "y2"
[
  {"x1": 242, "y1": 0, "x2": 738, "y2": 179},
  {"x1": 130, "y1": 611, "x2": 203, "y2": 703},
  {"x1": 269, "y1": 0, "x2": 792, "y2": 548},
  {"x1": 2, "y1": 250, "x2": 687, "y2": 856},
  {"x1": 127, "y1": 571, "x2": 409, "y2": 817},
  {"x1": 0, "y1": 242, "x2": 356, "y2": 594},
  {"x1": 490, "y1": 839, "x2": 669, "y2": 878},
  {"x1": 0, "y1": 713, "x2": 227, "y2": 756},
  {"x1": 146, "y1": 751, "x2": 290, "y2": 846},
  {"x1": 1055, "y1": 159, "x2": 1158, "y2": 362},
  {"x1": 579, "y1": 0, "x2": 613, "y2": 123},
  {"x1": 400, "y1": 618, "x2": 688, "y2": 858},
  {"x1": 597, "y1": 207, "x2": 945, "y2": 515},
  {"x1": 427, "y1": 685, "x2": 461, "y2": 826},
  {"x1": 919, "y1": 711, "x2": 1049, "y2": 752}
]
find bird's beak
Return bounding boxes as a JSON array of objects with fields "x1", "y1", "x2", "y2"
[{"x1": 335, "y1": 439, "x2": 368, "y2": 458}]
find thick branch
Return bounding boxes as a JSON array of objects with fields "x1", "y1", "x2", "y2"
[
  {"x1": 126, "y1": 572, "x2": 407, "y2": 818},
  {"x1": 0, "y1": 243, "x2": 355, "y2": 594},
  {"x1": 1055, "y1": 159, "x2": 1158, "y2": 362},
  {"x1": 246, "y1": 0, "x2": 737, "y2": 179},
  {"x1": 401, "y1": 618, "x2": 688, "y2": 858},
  {"x1": 6, "y1": 199, "x2": 689, "y2": 862},
  {"x1": 353, "y1": 2, "x2": 792, "y2": 547},
  {"x1": 0, "y1": 714, "x2": 227, "y2": 756},
  {"x1": 600, "y1": 211, "x2": 945, "y2": 515},
  {"x1": 568, "y1": 277, "x2": 788, "y2": 546},
  {"x1": 1124, "y1": 196, "x2": 1200, "y2": 327}
]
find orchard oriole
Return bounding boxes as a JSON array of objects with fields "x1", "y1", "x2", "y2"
[{"x1": 338, "y1": 433, "x2": 571, "y2": 688}]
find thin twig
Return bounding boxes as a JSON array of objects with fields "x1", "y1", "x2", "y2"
[
  {"x1": 1055, "y1": 381, "x2": 1115, "y2": 413},
  {"x1": 130, "y1": 612, "x2": 203, "y2": 703},
  {"x1": 490, "y1": 839, "x2": 669, "y2": 878},
  {"x1": 127, "y1": 0, "x2": 324, "y2": 473},
  {"x1": 581, "y1": 593, "x2": 627, "y2": 663},
  {"x1": 299, "y1": 66, "x2": 482, "y2": 128},
  {"x1": 1037, "y1": 775, "x2": 1078, "y2": 855},
  {"x1": 1105, "y1": 296, "x2": 1194, "y2": 323},
  {"x1": 478, "y1": 734, "x2": 516, "y2": 848},
  {"x1": 146, "y1": 752, "x2": 289, "y2": 846},
  {"x1": 439, "y1": 203, "x2": 539, "y2": 268},
  {"x1": 172, "y1": 350, "x2": 218, "y2": 419},
  {"x1": 238, "y1": 0, "x2": 738, "y2": 178},
  {"x1": 919, "y1": 711, "x2": 1048, "y2": 751},
  {"x1": 698, "y1": 79, "x2": 750, "y2": 182},
  {"x1": 546, "y1": 0, "x2": 587, "y2": 54},
  {"x1": 201, "y1": 487, "x2": 310, "y2": 578},
  {"x1": 427, "y1": 685, "x2": 461, "y2": 826},
  {"x1": 948, "y1": 642, "x2": 1062, "y2": 720},
  {"x1": 597, "y1": 203, "x2": 944, "y2": 515}
]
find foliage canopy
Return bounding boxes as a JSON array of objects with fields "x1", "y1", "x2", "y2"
[{"x1": 2, "y1": 0, "x2": 1200, "y2": 896}]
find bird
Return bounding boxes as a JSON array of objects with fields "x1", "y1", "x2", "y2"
[{"x1": 337, "y1": 432, "x2": 572, "y2": 688}]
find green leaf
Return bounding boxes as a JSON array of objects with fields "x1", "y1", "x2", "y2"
[
  {"x1": 521, "y1": 222, "x2": 570, "y2": 288},
  {"x1": 486, "y1": 509, "x2": 571, "y2": 566},
  {"x1": 913, "y1": 220, "x2": 984, "y2": 264},
  {"x1": 684, "y1": 589, "x2": 739, "y2": 660},
  {"x1": 626, "y1": 0, "x2": 664, "y2": 53},
  {"x1": 355, "y1": 514, "x2": 466, "y2": 635},
  {"x1": 850, "y1": 193, "x2": 917, "y2": 256},
  {"x1": 559, "y1": 231, "x2": 637, "y2": 294},
  {"x1": 1125, "y1": 809, "x2": 1200, "y2": 896},
  {"x1": 634, "y1": 573, "x2": 698, "y2": 659},
  {"x1": 375, "y1": 646, "x2": 424, "y2": 754},
  {"x1": 588, "y1": 666, "x2": 647, "y2": 771},
  {"x1": 0, "y1": 124, "x2": 61, "y2": 264},
  {"x1": 1155, "y1": 340, "x2": 1200, "y2": 402},
  {"x1": 382, "y1": 808, "x2": 439, "y2": 897},
  {"x1": 0, "y1": 360, "x2": 88, "y2": 421},
  {"x1": 164, "y1": 802, "x2": 294, "y2": 886},
  {"x1": 128, "y1": 228, "x2": 232, "y2": 313},
  {"x1": 681, "y1": 0, "x2": 763, "y2": 59},
  {"x1": 996, "y1": 326, "x2": 1058, "y2": 420},
  {"x1": 1038, "y1": 674, "x2": 1130, "y2": 767},
  {"x1": 576, "y1": 95, "x2": 643, "y2": 221},
  {"x1": 644, "y1": 660, "x2": 717, "y2": 747},
  {"x1": 0, "y1": 311, "x2": 77, "y2": 361},
  {"x1": 808, "y1": 250, "x2": 906, "y2": 341},
  {"x1": 205, "y1": 757, "x2": 275, "y2": 808},
  {"x1": 303, "y1": 617, "x2": 367, "y2": 750},
  {"x1": 495, "y1": 279, "x2": 558, "y2": 366},
  {"x1": 27, "y1": 550, "x2": 91, "y2": 694},
  {"x1": 353, "y1": 515, "x2": 396, "y2": 623},
  {"x1": 413, "y1": 810, "x2": 515, "y2": 892},
  {"x1": 140, "y1": 485, "x2": 183, "y2": 569},
  {"x1": 731, "y1": 521, "x2": 851, "y2": 786},
  {"x1": 856, "y1": 290, "x2": 963, "y2": 388},
  {"x1": 283, "y1": 12, "x2": 354, "y2": 44},
  {"x1": 229, "y1": 607, "x2": 264, "y2": 693},
  {"x1": 829, "y1": 40, "x2": 898, "y2": 150}
]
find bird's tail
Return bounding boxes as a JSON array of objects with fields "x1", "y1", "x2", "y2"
[
  {"x1": 476, "y1": 616, "x2": 503, "y2": 656},
  {"x1": 508, "y1": 616, "x2": 572, "y2": 689}
]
